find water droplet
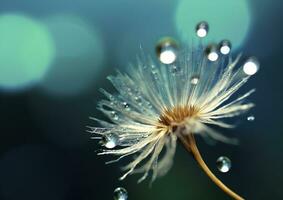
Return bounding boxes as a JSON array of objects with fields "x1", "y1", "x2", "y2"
[
  {"x1": 196, "y1": 21, "x2": 209, "y2": 38},
  {"x1": 101, "y1": 134, "x2": 119, "y2": 149},
  {"x1": 219, "y1": 40, "x2": 231, "y2": 55},
  {"x1": 134, "y1": 96, "x2": 143, "y2": 106},
  {"x1": 190, "y1": 76, "x2": 200, "y2": 85},
  {"x1": 121, "y1": 102, "x2": 130, "y2": 111},
  {"x1": 243, "y1": 57, "x2": 259, "y2": 76},
  {"x1": 156, "y1": 37, "x2": 178, "y2": 64},
  {"x1": 170, "y1": 65, "x2": 182, "y2": 75},
  {"x1": 247, "y1": 115, "x2": 255, "y2": 121},
  {"x1": 114, "y1": 187, "x2": 128, "y2": 200},
  {"x1": 216, "y1": 156, "x2": 231, "y2": 173},
  {"x1": 205, "y1": 44, "x2": 219, "y2": 62},
  {"x1": 110, "y1": 111, "x2": 119, "y2": 120}
]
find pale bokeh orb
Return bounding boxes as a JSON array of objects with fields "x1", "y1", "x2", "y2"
[{"x1": 0, "y1": 14, "x2": 55, "y2": 91}]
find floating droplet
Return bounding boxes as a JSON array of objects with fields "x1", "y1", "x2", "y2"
[
  {"x1": 219, "y1": 40, "x2": 231, "y2": 55},
  {"x1": 113, "y1": 187, "x2": 128, "y2": 200},
  {"x1": 196, "y1": 21, "x2": 209, "y2": 38},
  {"x1": 190, "y1": 76, "x2": 199, "y2": 85},
  {"x1": 156, "y1": 37, "x2": 178, "y2": 64},
  {"x1": 205, "y1": 44, "x2": 219, "y2": 62},
  {"x1": 247, "y1": 115, "x2": 255, "y2": 121},
  {"x1": 101, "y1": 134, "x2": 119, "y2": 149},
  {"x1": 216, "y1": 156, "x2": 231, "y2": 173},
  {"x1": 243, "y1": 57, "x2": 259, "y2": 76},
  {"x1": 110, "y1": 111, "x2": 119, "y2": 120}
]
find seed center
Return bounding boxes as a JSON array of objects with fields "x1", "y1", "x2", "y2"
[{"x1": 158, "y1": 106, "x2": 199, "y2": 128}]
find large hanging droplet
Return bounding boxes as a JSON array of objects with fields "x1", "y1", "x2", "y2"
[
  {"x1": 216, "y1": 156, "x2": 231, "y2": 173},
  {"x1": 156, "y1": 37, "x2": 178, "y2": 64},
  {"x1": 205, "y1": 44, "x2": 219, "y2": 62},
  {"x1": 101, "y1": 133, "x2": 119, "y2": 149},
  {"x1": 113, "y1": 187, "x2": 128, "y2": 200},
  {"x1": 247, "y1": 115, "x2": 255, "y2": 121},
  {"x1": 219, "y1": 40, "x2": 231, "y2": 55},
  {"x1": 196, "y1": 21, "x2": 209, "y2": 38},
  {"x1": 243, "y1": 57, "x2": 259, "y2": 76}
]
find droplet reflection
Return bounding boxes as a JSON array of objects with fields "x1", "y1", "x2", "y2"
[
  {"x1": 114, "y1": 187, "x2": 128, "y2": 200},
  {"x1": 216, "y1": 156, "x2": 231, "y2": 173}
]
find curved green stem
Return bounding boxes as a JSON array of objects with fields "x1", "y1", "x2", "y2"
[{"x1": 180, "y1": 133, "x2": 244, "y2": 200}]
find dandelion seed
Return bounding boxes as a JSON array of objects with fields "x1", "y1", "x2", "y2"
[{"x1": 89, "y1": 23, "x2": 257, "y2": 200}]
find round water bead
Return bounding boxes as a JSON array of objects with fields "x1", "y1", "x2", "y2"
[
  {"x1": 121, "y1": 102, "x2": 130, "y2": 111},
  {"x1": 247, "y1": 115, "x2": 255, "y2": 121},
  {"x1": 101, "y1": 134, "x2": 119, "y2": 149},
  {"x1": 190, "y1": 75, "x2": 200, "y2": 85},
  {"x1": 114, "y1": 187, "x2": 128, "y2": 200},
  {"x1": 205, "y1": 44, "x2": 219, "y2": 61},
  {"x1": 196, "y1": 21, "x2": 209, "y2": 38},
  {"x1": 243, "y1": 57, "x2": 259, "y2": 76},
  {"x1": 216, "y1": 156, "x2": 231, "y2": 173},
  {"x1": 110, "y1": 111, "x2": 119, "y2": 121},
  {"x1": 156, "y1": 37, "x2": 178, "y2": 64},
  {"x1": 219, "y1": 40, "x2": 231, "y2": 55}
]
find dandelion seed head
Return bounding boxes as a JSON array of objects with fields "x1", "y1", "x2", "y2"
[{"x1": 89, "y1": 22, "x2": 256, "y2": 183}]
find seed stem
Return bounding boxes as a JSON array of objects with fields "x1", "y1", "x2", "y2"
[{"x1": 180, "y1": 133, "x2": 244, "y2": 200}]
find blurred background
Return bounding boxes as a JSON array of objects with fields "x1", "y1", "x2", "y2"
[{"x1": 0, "y1": 0, "x2": 282, "y2": 199}]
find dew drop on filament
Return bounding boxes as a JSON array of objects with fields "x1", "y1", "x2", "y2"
[
  {"x1": 216, "y1": 156, "x2": 231, "y2": 173},
  {"x1": 122, "y1": 102, "x2": 130, "y2": 111},
  {"x1": 156, "y1": 37, "x2": 178, "y2": 64},
  {"x1": 190, "y1": 76, "x2": 200, "y2": 85},
  {"x1": 247, "y1": 115, "x2": 255, "y2": 121},
  {"x1": 243, "y1": 57, "x2": 259, "y2": 76},
  {"x1": 219, "y1": 40, "x2": 231, "y2": 55},
  {"x1": 113, "y1": 187, "x2": 128, "y2": 200},
  {"x1": 196, "y1": 21, "x2": 209, "y2": 38},
  {"x1": 205, "y1": 44, "x2": 219, "y2": 62},
  {"x1": 101, "y1": 134, "x2": 119, "y2": 149},
  {"x1": 110, "y1": 111, "x2": 119, "y2": 120}
]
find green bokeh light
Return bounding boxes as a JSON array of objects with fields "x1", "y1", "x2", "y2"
[
  {"x1": 175, "y1": 0, "x2": 251, "y2": 49},
  {"x1": 40, "y1": 14, "x2": 104, "y2": 96},
  {"x1": 0, "y1": 14, "x2": 55, "y2": 90}
]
